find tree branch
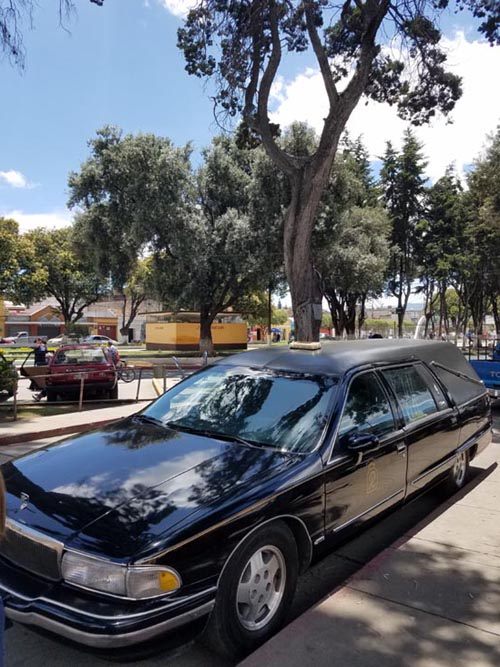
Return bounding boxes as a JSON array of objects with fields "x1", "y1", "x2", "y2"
[{"x1": 304, "y1": 1, "x2": 339, "y2": 109}]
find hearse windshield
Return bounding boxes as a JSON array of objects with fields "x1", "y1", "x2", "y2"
[{"x1": 143, "y1": 365, "x2": 337, "y2": 453}]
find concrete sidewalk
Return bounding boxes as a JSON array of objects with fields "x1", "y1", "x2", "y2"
[
  {"x1": 240, "y1": 443, "x2": 500, "y2": 667},
  {"x1": 0, "y1": 401, "x2": 147, "y2": 446},
  {"x1": 0, "y1": 377, "x2": 181, "y2": 446}
]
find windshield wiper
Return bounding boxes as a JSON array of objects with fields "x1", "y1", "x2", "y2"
[
  {"x1": 133, "y1": 414, "x2": 168, "y2": 429},
  {"x1": 165, "y1": 421, "x2": 271, "y2": 449}
]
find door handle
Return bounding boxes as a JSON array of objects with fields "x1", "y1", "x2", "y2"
[{"x1": 396, "y1": 442, "x2": 406, "y2": 453}]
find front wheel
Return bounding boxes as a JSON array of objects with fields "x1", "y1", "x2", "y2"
[{"x1": 204, "y1": 521, "x2": 298, "y2": 660}]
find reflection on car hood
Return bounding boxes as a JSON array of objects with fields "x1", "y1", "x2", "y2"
[{"x1": 3, "y1": 417, "x2": 300, "y2": 560}]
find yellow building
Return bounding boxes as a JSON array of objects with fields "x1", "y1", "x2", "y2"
[{"x1": 145, "y1": 311, "x2": 247, "y2": 351}]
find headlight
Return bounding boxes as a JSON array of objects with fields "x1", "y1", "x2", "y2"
[{"x1": 61, "y1": 551, "x2": 182, "y2": 599}]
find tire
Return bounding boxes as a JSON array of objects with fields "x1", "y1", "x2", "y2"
[
  {"x1": 119, "y1": 367, "x2": 135, "y2": 383},
  {"x1": 204, "y1": 521, "x2": 298, "y2": 660},
  {"x1": 444, "y1": 450, "x2": 470, "y2": 493},
  {"x1": 109, "y1": 385, "x2": 118, "y2": 400},
  {"x1": 46, "y1": 389, "x2": 57, "y2": 402}
]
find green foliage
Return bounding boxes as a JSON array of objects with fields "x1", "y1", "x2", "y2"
[
  {"x1": 23, "y1": 227, "x2": 107, "y2": 324},
  {"x1": 314, "y1": 135, "x2": 390, "y2": 335},
  {"x1": 0, "y1": 354, "x2": 16, "y2": 394},
  {"x1": 150, "y1": 136, "x2": 284, "y2": 350},
  {"x1": 380, "y1": 129, "x2": 427, "y2": 334},
  {"x1": 69, "y1": 125, "x2": 193, "y2": 289},
  {"x1": 0, "y1": 217, "x2": 47, "y2": 304},
  {"x1": 176, "y1": 1, "x2": 490, "y2": 128}
]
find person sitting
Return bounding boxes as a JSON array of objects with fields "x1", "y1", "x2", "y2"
[{"x1": 106, "y1": 341, "x2": 120, "y2": 366}]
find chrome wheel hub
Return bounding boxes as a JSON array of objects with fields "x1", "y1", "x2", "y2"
[
  {"x1": 453, "y1": 452, "x2": 467, "y2": 486},
  {"x1": 236, "y1": 545, "x2": 286, "y2": 631}
]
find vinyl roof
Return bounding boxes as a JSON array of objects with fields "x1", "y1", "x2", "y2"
[{"x1": 218, "y1": 340, "x2": 475, "y2": 378}]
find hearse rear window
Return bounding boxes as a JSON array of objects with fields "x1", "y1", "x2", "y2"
[
  {"x1": 382, "y1": 366, "x2": 438, "y2": 424},
  {"x1": 431, "y1": 364, "x2": 485, "y2": 406}
]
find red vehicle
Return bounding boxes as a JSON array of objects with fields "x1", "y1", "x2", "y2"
[{"x1": 45, "y1": 345, "x2": 118, "y2": 401}]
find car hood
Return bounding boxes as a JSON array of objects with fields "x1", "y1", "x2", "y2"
[{"x1": 3, "y1": 416, "x2": 301, "y2": 560}]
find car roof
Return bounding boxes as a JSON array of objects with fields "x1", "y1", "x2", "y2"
[{"x1": 218, "y1": 340, "x2": 474, "y2": 377}]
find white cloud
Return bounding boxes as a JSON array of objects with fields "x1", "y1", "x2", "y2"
[
  {"x1": 270, "y1": 32, "x2": 500, "y2": 182},
  {"x1": 156, "y1": 0, "x2": 196, "y2": 17},
  {"x1": 0, "y1": 170, "x2": 35, "y2": 189},
  {"x1": 1, "y1": 209, "x2": 73, "y2": 234}
]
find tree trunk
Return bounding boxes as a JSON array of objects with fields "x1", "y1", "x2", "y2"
[
  {"x1": 199, "y1": 308, "x2": 215, "y2": 355},
  {"x1": 285, "y1": 159, "x2": 337, "y2": 344},
  {"x1": 491, "y1": 297, "x2": 500, "y2": 337}
]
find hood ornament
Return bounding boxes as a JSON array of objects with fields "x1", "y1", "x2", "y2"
[{"x1": 19, "y1": 492, "x2": 30, "y2": 511}]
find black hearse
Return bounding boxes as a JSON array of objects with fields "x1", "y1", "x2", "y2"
[{"x1": 0, "y1": 340, "x2": 491, "y2": 659}]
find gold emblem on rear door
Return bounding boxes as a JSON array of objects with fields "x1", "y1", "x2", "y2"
[{"x1": 366, "y1": 461, "x2": 379, "y2": 494}]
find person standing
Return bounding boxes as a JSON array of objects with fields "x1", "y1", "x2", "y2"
[{"x1": 29, "y1": 339, "x2": 47, "y2": 391}]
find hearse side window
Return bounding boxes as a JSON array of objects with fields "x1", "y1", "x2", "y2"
[
  {"x1": 338, "y1": 372, "x2": 395, "y2": 441},
  {"x1": 382, "y1": 366, "x2": 438, "y2": 424},
  {"x1": 416, "y1": 365, "x2": 449, "y2": 410}
]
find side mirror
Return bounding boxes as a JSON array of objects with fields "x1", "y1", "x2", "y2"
[{"x1": 346, "y1": 433, "x2": 380, "y2": 452}]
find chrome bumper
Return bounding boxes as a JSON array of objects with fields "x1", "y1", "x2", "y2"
[{"x1": 5, "y1": 600, "x2": 214, "y2": 648}]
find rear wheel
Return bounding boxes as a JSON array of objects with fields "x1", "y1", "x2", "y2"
[
  {"x1": 444, "y1": 450, "x2": 470, "y2": 493},
  {"x1": 119, "y1": 366, "x2": 135, "y2": 383},
  {"x1": 203, "y1": 521, "x2": 298, "y2": 660}
]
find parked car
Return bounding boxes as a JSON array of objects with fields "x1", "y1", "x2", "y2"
[
  {"x1": 0, "y1": 352, "x2": 17, "y2": 398},
  {"x1": 47, "y1": 335, "x2": 81, "y2": 346},
  {"x1": 0, "y1": 332, "x2": 39, "y2": 347},
  {"x1": 0, "y1": 341, "x2": 491, "y2": 659},
  {"x1": 83, "y1": 335, "x2": 119, "y2": 345},
  {"x1": 44, "y1": 344, "x2": 118, "y2": 401}
]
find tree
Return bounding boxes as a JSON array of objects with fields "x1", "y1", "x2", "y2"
[
  {"x1": 177, "y1": 1, "x2": 500, "y2": 343},
  {"x1": 416, "y1": 166, "x2": 466, "y2": 337},
  {"x1": 317, "y1": 206, "x2": 390, "y2": 336},
  {"x1": 381, "y1": 129, "x2": 427, "y2": 337},
  {"x1": 24, "y1": 227, "x2": 108, "y2": 326},
  {"x1": 152, "y1": 137, "x2": 282, "y2": 353},
  {"x1": 467, "y1": 127, "x2": 500, "y2": 334},
  {"x1": 69, "y1": 125, "x2": 193, "y2": 335},
  {"x1": 1, "y1": 0, "x2": 103, "y2": 68},
  {"x1": 0, "y1": 216, "x2": 47, "y2": 304},
  {"x1": 314, "y1": 135, "x2": 389, "y2": 337},
  {"x1": 0, "y1": 217, "x2": 22, "y2": 295}
]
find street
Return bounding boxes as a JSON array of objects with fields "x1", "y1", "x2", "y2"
[{"x1": 3, "y1": 409, "x2": 499, "y2": 667}]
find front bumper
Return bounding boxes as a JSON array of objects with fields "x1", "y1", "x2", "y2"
[{"x1": 0, "y1": 556, "x2": 215, "y2": 648}]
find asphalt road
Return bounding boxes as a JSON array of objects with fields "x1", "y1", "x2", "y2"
[{"x1": 3, "y1": 409, "x2": 500, "y2": 667}]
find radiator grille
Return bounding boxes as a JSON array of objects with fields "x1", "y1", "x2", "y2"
[{"x1": 0, "y1": 520, "x2": 62, "y2": 581}]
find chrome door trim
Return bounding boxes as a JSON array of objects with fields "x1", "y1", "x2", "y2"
[{"x1": 332, "y1": 488, "x2": 405, "y2": 533}]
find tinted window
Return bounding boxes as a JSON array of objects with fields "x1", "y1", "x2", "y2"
[
  {"x1": 144, "y1": 365, "x2": 337, "y2": 453},
  {"x1": 416, "y1": 365, "x2": 448, "y2": 410},
  {"x1": 338, "y1": 372, "x2": 395, "y2": 440},
  {"x1": 431, "y1": 365, "x2": 485, "y2": 406},
  {"x1": 383, "y1": 366, "x2": 437, "y2": 424}
]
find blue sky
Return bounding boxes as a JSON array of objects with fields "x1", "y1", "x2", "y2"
[{"x1": 1, "y1": 0, "x2": 499, "y2": 243}]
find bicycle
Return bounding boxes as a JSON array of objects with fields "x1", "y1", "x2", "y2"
[{"x1": 115, "y1": 360, "x2": 136, "y2": 383}]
